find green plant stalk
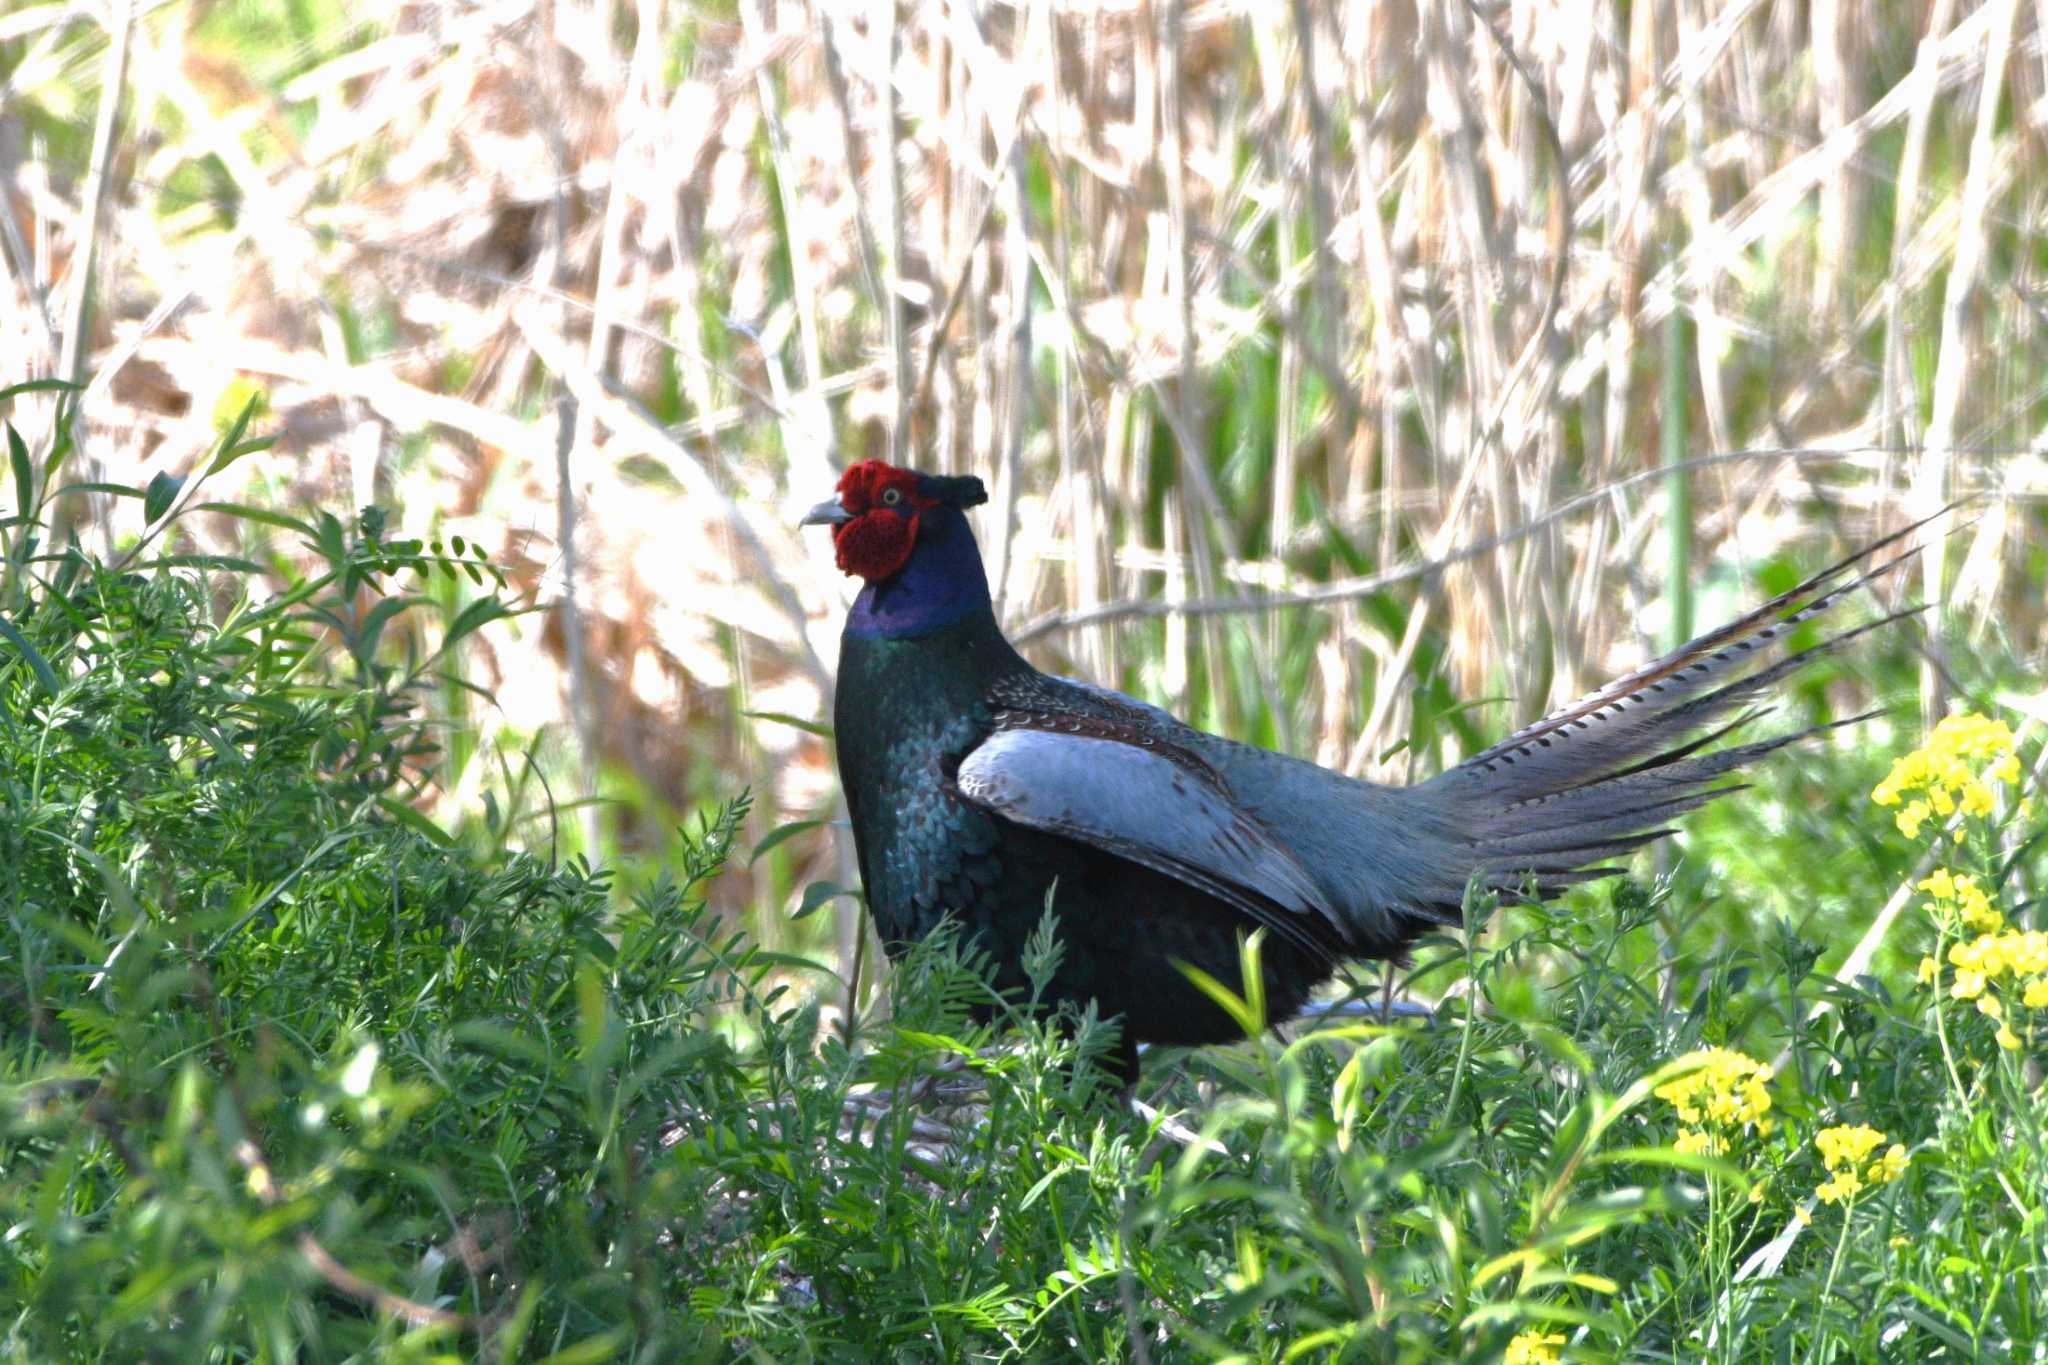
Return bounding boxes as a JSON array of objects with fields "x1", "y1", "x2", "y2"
[
  {"x1": 1700, "y1": 1171, "x2": 1726, "y2": 1364},
  {"x1": 1439, "y1": 881, "x2": 1493, "y2": 1127},
  {"x1": 841, "y1": 899, "x2": 869, "y2": 1051},
  {"x1": 1439, "y1": 942, "x2": 1480, "y2": 1129},
  {"x1": 1930, "y1": 922, "x2": 1972, "y2": 1110},
  {"x1": 1810, "y1": 1199, "x2": 1857, "y2": 1360}
]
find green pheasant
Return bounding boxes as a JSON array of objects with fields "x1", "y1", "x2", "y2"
[{"x1": 806, "y1": 459, "x2": 1915, "y2": 1081}]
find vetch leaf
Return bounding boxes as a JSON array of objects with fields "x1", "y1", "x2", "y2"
[
  {"x1": 57, "y1": 481, "x2": 145, "y2": 499},
  {"x1": 751, "y1": 817, "x2": 824, "y2": 866},
  {"x1": 7, "y1": 423, "x2": 30, "y2": 517},
  {"x1": 744, "y1": 709, "x2": 833, "y2": 738},
  {"x1": 0, "y1": 378, "x2": 82, "y2": 402},
  {"x1": 354, "y1": 595, "x2": 423, "y2": 661},
  {"x1": 0, "y1": 611, "x2": 60, "y2": 698},
  {"x1": 375, "y1": 795, "x2": 452, "y2": 846},
  {"x1": 192, "y1": 502, "x2": 316, "y2": 536},
  {"x1": 1173, "y1": 953, "x2": 1263, "y2": 1039},
  {"x1": 792, "y1": 880, "x2": 858, "y2": 919},
  {"x1": 143, "y1": 470, "x2": 183, "y2": 524},
  {"x1": 208, "y1": 394, "x2": 262, "y2": 475},
  {"x1": 207, "y1": 434, "x2": 277, "y2": 475},
  {"x1": 442, "y1": 595, "x2": 513, "y2": 651}
]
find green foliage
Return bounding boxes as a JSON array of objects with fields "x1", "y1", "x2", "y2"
[{"x1": 4, "y1": 394, "x2": 2046, "y2": 1362}]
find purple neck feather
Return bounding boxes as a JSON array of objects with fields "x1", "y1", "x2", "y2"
[{"x1": 846, "y1": 507, "x2": 993, "y2": 639}]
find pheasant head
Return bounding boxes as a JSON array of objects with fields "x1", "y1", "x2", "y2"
[{"x1": 802, "y1": 460, "x2": 992, "y2": 638}]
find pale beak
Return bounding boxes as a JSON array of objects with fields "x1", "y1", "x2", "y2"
[{"x1": 800, "y1": 496, "x2": 853, "y2": 527}]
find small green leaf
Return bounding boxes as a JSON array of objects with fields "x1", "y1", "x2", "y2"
[
  {"x1": 191, "y1": 501, "x2": 316, "y2": 536},
  {"x1": 747, "y1": 950, "x2": 843, "y2": 979},
  {"x1": 744, "y1": 709, "x2": 833, "y2": 738},
  {"x1": 450, "y1": 1022, "x2": 553, "y2": 1066},
  {"x1": 1172, "y1": 956, "x2": 1262, "y2": 1039},
  {"x1": 314, "y1": 510, "x2": 347, "y2": 563},
  {"x1": 354, "y1": 595, "x2": 423, "y2": 661},
  {"x1": 442, "y1": 595, "x2": 513, "y2": 651},
  {"x1": 206, "y1": 434, "x2": 277, "y2": 475},
  {"x1": 1016, "y1": 1165, "x2": 1074, "y2": 1212},
  {"x1": 143, "y1": 470, "x2": 183, "y2": 524},
  {"x1": 793, "y1": 880, "x2": 858, "y2": 919},
  {"x1": 0, "y1": 378, "x2": 82, "y2": 402},
  {"x1": 7, "y1": 423, "x2": 31, "y2": 517},
  {"x1": 0, "y1": 611, "x2": 60, "y2": 698},
  {"x1": 132, "y1": 554, "x2": 266, "y2": 573},
  {"x1": 57, "y1": 481, "x2": 145, "y2": 498},
  {"x1": 208, "y1": 394, "x2": 261, "y2": 474},
  {"x1": 751, "y1": 817, "x2": 825, "y2": 866},
  {"x1": 1585, "y1": 1145, "x2": 1748, "y2": 1185},
  {"x1": 375, "y1": 794, "x2": 452, "y2": 846}
]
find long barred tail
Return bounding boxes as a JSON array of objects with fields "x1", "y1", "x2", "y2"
[{"x1": 1401, "y1": 514, "x2": 1938, "y2": 918}]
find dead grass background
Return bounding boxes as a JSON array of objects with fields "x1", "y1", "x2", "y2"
[{"x1": 4, "y1": 0, "x2": 2046, "y2": 975}]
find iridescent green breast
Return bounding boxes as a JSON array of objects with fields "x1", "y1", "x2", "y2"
[{"x1": 833, "y1": 614, "x2": 1026, "y2": 948}]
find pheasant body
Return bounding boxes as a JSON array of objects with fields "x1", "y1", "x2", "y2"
[
  {"x1": 836, "y1": 612, "x2": 1333, "y2": 1069},
  {"x1": 807, "y1": 460, "x2": 1914, "y2": 1080}
]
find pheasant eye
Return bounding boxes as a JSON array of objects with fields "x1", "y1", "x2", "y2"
[{"x1": 881, "y1": 487, "x2": 903, "y2": 507}]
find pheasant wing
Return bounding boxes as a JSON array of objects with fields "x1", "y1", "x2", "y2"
[{"x1": 953, "y1": 725, "x2": 1342, "y2": 959}]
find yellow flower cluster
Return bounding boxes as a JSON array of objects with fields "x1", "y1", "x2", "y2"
[
  {"x1": 1921, "y1": 927, "x2": 2048, "y2": 1050},
  {"x1": 1814, "y1": 1124, "x2": 1907, "y2": 1204},
  {"x1": 1872, "y1": 711, "x2": 2022, "y2": 839},
  {"x1": 1919, "y1": 867, "x2": 2003, "y2": 933},
  {"x1": 1655, "y1": 1047, "x2": 1775, "y2": 1155},
  {"x1": 1504, "y1": 1329, "x2": 1566, "y2": 1365}
]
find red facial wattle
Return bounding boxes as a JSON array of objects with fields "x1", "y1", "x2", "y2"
[
  {"x1": 830, "y1": 460, "x2": 931, "y2": 581},
  {"x1": 832, "y1": 506, "x2": 920, "y2": 579}
]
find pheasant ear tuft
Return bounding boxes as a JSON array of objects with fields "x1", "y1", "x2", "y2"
[{"x1": 917, "y1": 473, "x2": 987, "y2": 509}]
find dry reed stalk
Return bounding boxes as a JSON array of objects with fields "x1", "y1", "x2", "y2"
[{"x1": 1915, "y1": 0, "x2": 2020, "y2": 717}]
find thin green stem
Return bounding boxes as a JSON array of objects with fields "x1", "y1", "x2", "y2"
[
  {"x1": 1929, "y1": 923, "x2": 1973, "y2": 1112},
  {"x1": 1810, "y1": 1203, "x2": 1856, "y2": 1360}
]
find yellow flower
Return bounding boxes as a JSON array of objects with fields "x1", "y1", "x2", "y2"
[
  {"x1": 1816, "y1": 1124, "x2": 1884, "y2": 1170},
  {"x1": 1656, "y1": 1048, "x2": 1773, "y2": 1128},
  {"x1": 1675, "y1": 1129, "x2": 1723, "y2": 1157},
  {"x1": 1505, "y1": 1329, "x2": 1567, "y2": 1365},
  {"x1": 1997, "y1": 1026, "x2": 2023, "y2": 1051},
  {"x1": 1938, "y1": 931, "x2": 2048, "y2": 1023},
  {"x1": 1873, "y1": 712, "x2": 2022, "y2": 838},
  {"x1": 1817, "y1": 1171, "x2": 1864, "y2": 1204},
  {"x1": 1920, "y1": 868, "x2": 2003, "y2": 932},
  {"x1": 1815, "y1": 1125, "x2": 1906, "y2": 1202}
]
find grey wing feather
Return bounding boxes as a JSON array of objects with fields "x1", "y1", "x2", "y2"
[{"x1": 953, "y1": 727, "x2": 1343, "y2": 954}]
